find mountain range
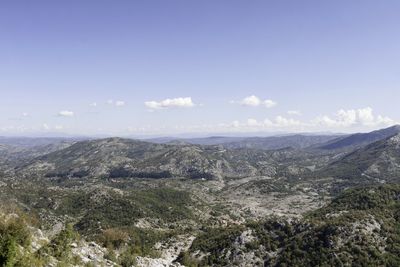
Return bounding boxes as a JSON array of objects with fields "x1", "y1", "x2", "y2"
[{"x1": 1, "y1": 125, "x2": 400, "y2": 266}]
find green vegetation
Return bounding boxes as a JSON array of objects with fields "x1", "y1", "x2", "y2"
[
  {"x1": 180, "y1": 184, "x2": 400, "y2": 267},
  {"x1": 7, "y1": 184, "x2": 195, "y2": 234},
  {"x1": 178, "y1": 226, "x2": 244, "y2": 266},
  {"x1": 186, "y1": 168, "x2": 215, "y2": 180},
  {"x1": 0, "y1": 210, "x2": 73, "y2": 267},
  {"x1": 3, "y1": 131, "x2": 400, "y2": 266},
  {"x1": 74, "y1": 187, "x2": 194, "y2": 236},
  {"x1": 321, "y1": 134, "x2": 400, "y2": 184},
  {"x1": 98, "y1": 226, "x2": 172, "y2": 257},
  {"x1": 0, "y1": 217, "x2": 29, "y2": 267},
  {"x1": 109, "y1": 166, "x2": 173, "y2": 179},
  {"x1": 1, "y1": 184, "x2": 196, "y2": 265},
  {"x1": 38, "y1": 224, "x2": 80, "y2": 263},
  {"x1": 45, "y1": 170, "x2": 90, "y2": 178}
]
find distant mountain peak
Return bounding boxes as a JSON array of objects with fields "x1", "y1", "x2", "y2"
[{"x1": 319, "y1": 125, "x2": 400, "y2": 150}]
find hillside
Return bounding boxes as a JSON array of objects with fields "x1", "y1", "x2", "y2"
[
  {"x1": 319, "y1": 125, "x2": 400, "y2": 150},
  {"x1": 1, "y1": 126, "x2": 400, "y2": 266},
  {"x1": 178, "y1": 184, "x2": 400, "y2": 266},
  {"x1": 147, "y1": 136, "x2": 248, "y2": 146},
  {"x1": 322, "y1": 133, "x2": 400, "y2": 183},
  {"x1": 153, "y1": 134, "x2": 341, "y2": 150},
  {"x1": 16, "y1": 137, "x2": 329, "y2": 181},
  {"x1": 221, "y1": 134, "x2": 341, "y2": 150},
  {"x1": 0, "y1": 136, "x2": 83, "y2": 148},
  {"x1": 2, "y1": 183, "x2": 398, "y2": 267}
]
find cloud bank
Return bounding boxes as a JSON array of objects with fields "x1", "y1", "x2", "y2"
[
  {"x1": 125, "y1": 107, "x2": 396, "y2": 135},
  {"x1": 313, "y1": 107, "x2": 394, "y2": 128}
]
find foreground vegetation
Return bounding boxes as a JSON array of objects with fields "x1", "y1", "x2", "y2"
[
  {"x1": 1, "y1": 181, "x2": 400, "y2": 266},
  {"x1": 179, "y1": 184, "x2": 400, "y2": 266},
  {"x1": 0, "y1": 184, "x2": 198, "y2": 266}
]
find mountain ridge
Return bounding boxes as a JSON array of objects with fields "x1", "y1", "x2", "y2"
[
  {"x1": 322, "y1": 132, "x2": 400, "y2": 183},
  {"x1": 318, "y1": 125, "x2": 400, "y2": 150}
]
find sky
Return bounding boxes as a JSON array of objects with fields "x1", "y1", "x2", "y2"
[{"x1": 1, "y1": 0, "x2": 400, "y2": 137}]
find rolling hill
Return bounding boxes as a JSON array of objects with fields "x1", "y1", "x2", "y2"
[
  {"x1": 150, "y1": 134, "x2": 341, "y2": 150},
  {"x1": 16, "y1": 137, "x2": 300, "y2": 180}
]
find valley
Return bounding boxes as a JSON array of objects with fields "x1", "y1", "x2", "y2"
[{"x1": 1, "y1": 126, "x2": 400, "y2": 266}]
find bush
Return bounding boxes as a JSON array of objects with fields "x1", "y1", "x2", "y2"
[
  {"x1": 109, "y1": 167, "x2": 172, "y2": 179},
  {"x1": 0, "y1": 216, "x2": 31, "y2": 267},
  {"x1": 38, "y1": 224, "x2": 79, "y2": 261},
  {"x1": 100, "y1": 228, "x2": 129, "y2": 249},
  {"x1": 118, "y1": 245, "x2": 137, "y2": 267}
]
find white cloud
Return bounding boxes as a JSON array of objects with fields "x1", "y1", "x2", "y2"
[
  {"x1": 124, "y1": 105, "x2": 397, "y2": 135},
  {"x1": 58, "y1": 110, "x2": 74, "y2": 117},
  {"x1": 232, "y1": 116, "x2": 304, "y2": 130},
  {"x1": 287, "y1": 110, "x2": 302, "y2": 116},
  {"x1": 43, "y1": 123, "x2": 50, "y2": 130},
  {"x1": 376, "y1": 115, "x2": 395, "y2": 125},
  {"x1": 358, "y1": 107, "x2": 375, "y2": 125},
  {"x1": 145, "y1": 97, "x2": 196, "y2": 110},
  {"x1": 231, "y1": 120, "x2": 240, "y2": 128},
  {"x1": 89, "y1": 102, "x2": 97, "y2": 107},
  {"x1": 313, "y1": 107, "x2": 395, "y2": 128},
  {"x1": 247, "y1": 118, "x2": 262, "y2": 127},
  {"x1": 232, "y1": 95, "x2": 277, "y2": 108},
  {"x1": 241, "y1": 95, "x2": 261, "y2": 106},
  {"x1": 22, "y1": 112, "x2": 29, "y2": 117},
  {"x1": 106, "y1": 99, "x2": 114, "y2": 105},
  {"x1": 209, "y1": 107, "x2": 395, "y2": 133},
  {"x1": 263, "y1": 99, "x2": 277, "y2": 108},
  {"x1": 115, "y1": 100, "x2": 125, "y2": 107},
  {"x1": 275, "y1": 116, "x2": 303, "y2": 127}
]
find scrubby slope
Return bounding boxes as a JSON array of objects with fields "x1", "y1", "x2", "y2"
[
  {"x1": 179, "y1": 184, "x2": 400, "y2": 266},
  {"x1": 323, "y1": 133, "x2": 400, "y2": 183}
]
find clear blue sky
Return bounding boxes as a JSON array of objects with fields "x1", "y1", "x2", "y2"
[{"x1": 1, "y1": 0, "x2": 400, "y2": 136}]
